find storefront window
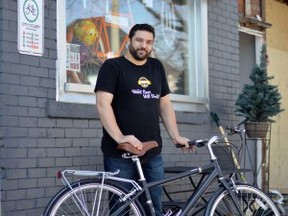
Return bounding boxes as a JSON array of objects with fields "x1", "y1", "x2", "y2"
[{"x1": 57, "y1": 0, "x2": 208, "y2": 111}]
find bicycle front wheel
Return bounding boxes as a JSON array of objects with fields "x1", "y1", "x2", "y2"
[
  {"x1": 43, "y1": 178, "x2": 145, "y2": 216},
  {"x1": 205, "y1": 183, "x2": 280, "y2": 216}
]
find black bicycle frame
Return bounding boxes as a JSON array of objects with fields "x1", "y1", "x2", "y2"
[
  {"x1": 111, "y1": 158, "x2": 242, "y2": 216},
  {"x1": 151, "y1": 161, "x2": 222, "y2": 215}
]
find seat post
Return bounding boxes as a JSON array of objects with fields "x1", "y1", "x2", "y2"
[{"x1": 132, "y1": 156, "x2": 146, "y2": 181}]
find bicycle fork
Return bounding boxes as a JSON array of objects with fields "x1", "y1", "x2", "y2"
[{"x1": 220, "y1": 178, "x2": 243, "y2": 214}]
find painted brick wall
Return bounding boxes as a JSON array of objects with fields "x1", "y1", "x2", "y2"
[
  {"x1": 208, "y1": 0, "x2": 240, "y2": 122},
  {"x1": 0, "y1": 0, "x2": 240, "y2": 215}
]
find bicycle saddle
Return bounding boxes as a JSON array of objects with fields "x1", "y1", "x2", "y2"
[{"x1": 117, "y1": 141, "x2": 158, "y2": 156}]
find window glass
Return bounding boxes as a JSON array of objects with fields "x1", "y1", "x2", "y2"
[
  {"x1": 65, "y1": 0, "x2": 189, "y2": 94},
  {"x1": 57, "y1": 0, "x2": 208, "y2": 111}
]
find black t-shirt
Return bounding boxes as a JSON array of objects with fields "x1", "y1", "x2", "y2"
[{"x1": 94, "y1": 56, "x2": 170, "y2": 159}]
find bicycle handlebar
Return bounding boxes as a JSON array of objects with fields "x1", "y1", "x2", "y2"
[
  {"x1": 176, "y1": 125, "x2": 245, "y2": 150},
  {"x1": 176, "y1": 139, "x2": 208, "y2": 148}
]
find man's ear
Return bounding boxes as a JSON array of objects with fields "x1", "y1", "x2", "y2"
[{"x1": 126, "y1": 38, "x2": 131, "y2": 47}]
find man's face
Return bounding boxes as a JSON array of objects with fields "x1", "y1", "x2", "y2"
[{"x1": 128, "y1": 30, "x2": 154, "y2": 61}]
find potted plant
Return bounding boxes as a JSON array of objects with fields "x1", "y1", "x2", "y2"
[{"x1": 235, "y1": 44, "x2": 283, "y2": 138}]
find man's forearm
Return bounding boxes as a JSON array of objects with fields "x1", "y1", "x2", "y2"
[
  {"x1": 160, "y1": 96, "x2": 180, "y2": 142},
  {"x1": 96, "y1": 94, "x2": 123, "y2": 143},
  {"x1": 161, "y1": 110, "x2": 179, "y2": 142}
]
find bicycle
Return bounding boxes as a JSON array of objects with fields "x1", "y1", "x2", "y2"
[
  {"x1": 43, "y1": 126, "x2": 281, "y2": 216},
  {"x1": 210, "y1": 112, "x2": 286, "y2": 215}
]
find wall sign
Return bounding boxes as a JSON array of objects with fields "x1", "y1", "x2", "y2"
[{"x1": 18, "y1": 0, "x2": 44, "y2": 56}]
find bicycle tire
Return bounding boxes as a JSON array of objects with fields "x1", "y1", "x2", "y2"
[
  {"x1": 205, "y1": 183, "x2": 281, "y2": 216},
  {"x1": 43, "y1": 178, "x2": 145, "y2": 216}
]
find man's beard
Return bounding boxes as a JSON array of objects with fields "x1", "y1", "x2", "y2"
[{"x1": 128, "y1": 44, "x2": 152, "y2": 61}]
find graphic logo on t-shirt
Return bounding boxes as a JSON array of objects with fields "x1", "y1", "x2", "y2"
[
  {"x1": 131, "y1": 76, "x2": 159, "y2": 99},
  {"x1": 137, "y1": 77, "x2": 151, "y2": 88}
]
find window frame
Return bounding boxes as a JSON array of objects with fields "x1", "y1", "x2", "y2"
[{"x1": 56, "y1": 0, "x2": 208, "y2": 112}]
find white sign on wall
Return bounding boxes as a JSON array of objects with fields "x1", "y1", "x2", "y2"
[{"x1": 18, "y1": 0, "x2": 44, "y2": 56}]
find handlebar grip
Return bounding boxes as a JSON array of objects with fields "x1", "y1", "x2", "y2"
[
  {"x1": 225, "y1": 126, "x2": 245, "y2": 135},
  {"x1": 176, "y1": 139, "x2": 207, "y2": 148},
  {"x1": 175, "y1": 143, "x2": 185, "y2": 148}
]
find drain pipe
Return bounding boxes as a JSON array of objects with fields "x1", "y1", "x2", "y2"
[{"x1": 245, "y1": 0, "x2": 252, "y2": 16}]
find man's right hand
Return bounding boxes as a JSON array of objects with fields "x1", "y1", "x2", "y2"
[{"x1": 118, "y1": 135, "x2": 143, "y2": 151}]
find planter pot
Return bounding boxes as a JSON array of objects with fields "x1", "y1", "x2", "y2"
[{"x1": 244, "y1": 122, "x2": 270, "y2": 138}]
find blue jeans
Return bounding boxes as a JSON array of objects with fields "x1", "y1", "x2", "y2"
[{"x1": 104, "y1": 155, "x2": 164, "y2": 216}]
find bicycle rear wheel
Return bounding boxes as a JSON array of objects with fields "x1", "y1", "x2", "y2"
[
  {"x1": 43, "y1": 178, "x2": 145, "y2": 216},
  {"x1": 205, "y1": 183, "x2": 280, "y2": 216}
]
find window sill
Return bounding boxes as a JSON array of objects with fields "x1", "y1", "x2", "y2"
[{"x1": 47, "y1": 100, "x2": 209, "y2": 125}]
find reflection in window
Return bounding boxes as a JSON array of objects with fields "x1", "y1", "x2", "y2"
[{"x1": 65, "y1": 0, "x2": 190, "y2": 95}]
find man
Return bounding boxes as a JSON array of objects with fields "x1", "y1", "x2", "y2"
[{"x1": 95, "y1": 23, "x2": 190, "y2": 215}]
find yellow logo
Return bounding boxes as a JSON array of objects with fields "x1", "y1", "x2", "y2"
[{"x1": 137, "y1": 77, "x2": 151, "y2": 88}]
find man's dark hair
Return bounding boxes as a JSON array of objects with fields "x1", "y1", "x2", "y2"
[{"x1": 128, "y1": 24, "x2": 155, "y2": 39}]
